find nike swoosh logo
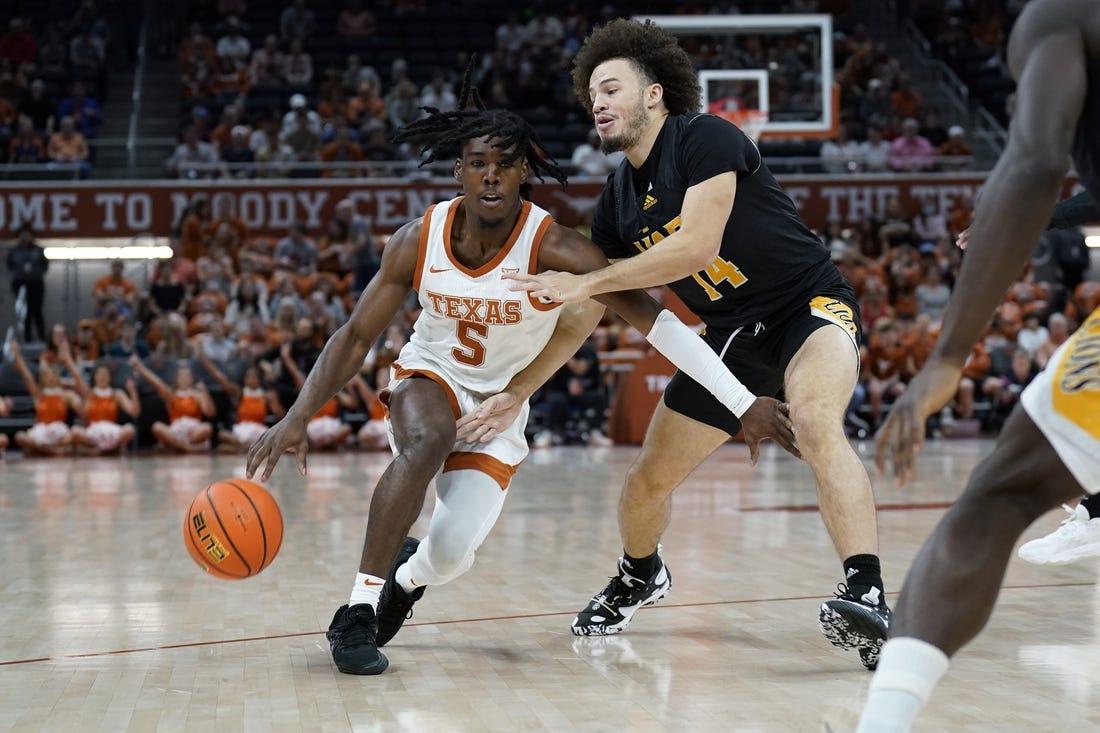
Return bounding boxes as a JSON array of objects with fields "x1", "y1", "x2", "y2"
[
  {"x1": 363, "y1": 579, "x2": 384, "y2": 586},
  {"x1": 429, "y1": 265, "x2": 451, "y2": 273}
]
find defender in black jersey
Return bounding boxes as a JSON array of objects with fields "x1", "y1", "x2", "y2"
[
  {"x1": 505, "y1": 19, "x2": 891, "y2": 669},
  {"x1": 858, "y1": 0, "x2": 1100, "y2": 728}
]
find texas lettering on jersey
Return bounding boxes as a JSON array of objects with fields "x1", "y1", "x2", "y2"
[{"x1": 424, "y1": 290, "x2": 524, "y2": 326}]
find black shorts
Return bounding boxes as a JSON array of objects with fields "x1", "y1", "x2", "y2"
[{"x1": 663, "y1": 287, "x2": 862, "y2": 436}]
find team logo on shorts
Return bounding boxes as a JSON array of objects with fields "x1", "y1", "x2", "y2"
[
  {"x1": 809, "y1": 296, "x2": 859, "y2": 346},
  {"x1": 1052, "y1": 312, "x2": 1100, "y2": 439}
]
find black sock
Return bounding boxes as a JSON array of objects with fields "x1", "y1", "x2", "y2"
[
  {"x1": 622, "y1": 550, "x2": 659, "y2": 579},
  {"x1": 843, "y1": 554, "x2": 884, "y2": 596},
  {"x1": 1081, "y1": 494, "x2": 1100, "y2": 519}
]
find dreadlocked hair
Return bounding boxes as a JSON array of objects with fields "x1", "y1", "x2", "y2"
[
  {"x1": 393, "y1": 59, "x2": 567, "y2": 200},
  {"x1": 572, "y1": 18, "x2": 701, "y2": 116}
]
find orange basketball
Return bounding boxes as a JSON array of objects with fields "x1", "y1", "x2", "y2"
[{"x1": 184, "y1": 478, "x2": 283, "y2": 580}]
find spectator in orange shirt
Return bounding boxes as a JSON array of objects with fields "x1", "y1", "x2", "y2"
[
  {"x1": 320, "y1": 120, "x2": 363, "y2": 178},
  {"x1": 889, "y1": 73, "x2": 923, "y2": 119},
  {"x1": 937, "y1": 125, "x2": 973, "y2": 171},
  {"x1": 346, "y1": 80, "x2": 386, "y2": 133},
  {"x1": 206, "y1": 196, "x2": 248, "y2": 256},
  {"x1": 866, "y1": 318, "x2": 911, "y2": 427},
  {"x1": 92, "y1": 260, "x2": 137, "y2": 315},
  {"x1": 954, "y1": 340, "x2": 991, "y2": 421},
  {"x1": 177, "y1": 195, "x2": 211, "y2": 261},
  {"x1": 47, "y1": 116, "x2": 90, "y2": 177}
]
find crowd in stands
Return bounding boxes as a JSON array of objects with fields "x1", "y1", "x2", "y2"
[
  {"x1": 0, "y1": 193, "x2": 398, "y2": 455},
  {"x1": 818, "y1": 192, "x2": 1095, "y2": 436},
  {"x1": 903, "y1": 0, "x2": 1022, "y2": 126},
  {"x1": 159, "y1": 0, "x2": 979, "y2": 180},
  {"x1": 0, "y1": 0, "x2": 134, "y2": 177}
]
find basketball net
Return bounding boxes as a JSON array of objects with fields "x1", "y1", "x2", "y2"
[{"x1": 716, "y1": 109, "x2": 768, "y2": 142}]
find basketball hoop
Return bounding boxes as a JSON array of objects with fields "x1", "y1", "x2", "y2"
[{"x1": 717, "y1": 108, "x2": 768, "y2": 142}]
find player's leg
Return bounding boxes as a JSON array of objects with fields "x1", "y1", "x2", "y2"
[
  {"x1": 377, "y1": 467, "x2": 509, "y2": 646},
  {"x1": 571, "y1": 402, "x2": 729, "y2": 636},
  {"x1": 855, "y1": 408, "x2": 1083, "y2": 733},
  {"x1": 782, "y1": 321, "x2": 889, "y2": 668},
  {"x1": 327, "y1": 376, "x2": 455, "y2": 675}
]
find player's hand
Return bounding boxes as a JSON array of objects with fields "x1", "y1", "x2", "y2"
[
  {"x1": 875, "y1": 359, "x2": 962, "y2": 486},
  {"x1": 246, "y1": 414, "x2": 310, "y2": 480},
  {"x1": 739, "y1": 397, "x2": 800, "y2": 466},
  {"x1": 456, "y1": 392, "x2": 523, "y2": 443},
  {"x1": 503, "y1": 270, "x2": 591, "y2": 304},
  {"x1": 955, "y1": 228, "x2": 969, "y2": 250}
]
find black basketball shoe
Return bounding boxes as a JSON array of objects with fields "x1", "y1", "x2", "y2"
[
  {"x1": 376, "y1": 536, "x2": 426, "y2": 647},
  {"x1": 819, "y1": 584, "x2": 893, "y2": 670},
  {"x1": 571, "y1": 556, "x2": 672, "y2": 636},
  {"x1": 327, "y1": 603, "x2": 389, "y2": 675}
]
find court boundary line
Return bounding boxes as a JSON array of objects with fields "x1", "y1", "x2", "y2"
[{"x1": 1, "y1": 581, "x2": 1092, "y2": 667}]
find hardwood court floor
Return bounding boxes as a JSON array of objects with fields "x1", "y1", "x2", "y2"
[{"x1": 1, "y1": 440, "x2": 1098, "y2": 732}]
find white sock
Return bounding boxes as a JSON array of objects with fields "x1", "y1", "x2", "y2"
[
  {"x1": 855, "y1": 637, "x2": 951, "y2": 733},
  {"x1": 348, "y1": 572, "x2": 385, "y2": 609},
  {"x1": 395, "y1": 561, "x2": 422, "y2": 594}
]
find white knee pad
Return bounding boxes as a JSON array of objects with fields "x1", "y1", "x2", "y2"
[{"x1": 404, "y1": 468, "x2": 508, "y2": 587}]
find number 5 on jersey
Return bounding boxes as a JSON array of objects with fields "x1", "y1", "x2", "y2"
[{"x1": 453, "y1": 320, "x2": 488, "y2": 366}]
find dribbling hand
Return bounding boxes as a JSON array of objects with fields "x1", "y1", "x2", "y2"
[
  {"x1": 739, "y1": 397, "x2": 801, "y2": 465},
  {"x1": 246, "y1": 415, "x2": 310, "y2": 481},
  {"x1": 874, "y1": 359, "x2": 962, "y2": 486}
]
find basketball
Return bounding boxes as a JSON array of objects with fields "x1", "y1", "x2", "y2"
[{"x1": 184, "y1": 478, "x2": 283, "y2": 580}]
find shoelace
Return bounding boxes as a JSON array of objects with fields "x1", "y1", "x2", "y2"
[
  {"x1": 591, "y1": 574, "x2": 641, "y2": 615},
  {"x1": 335, "y1": 608, "x2": 377, "y2": 646}
]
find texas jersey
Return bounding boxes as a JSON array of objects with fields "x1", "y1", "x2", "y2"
[
  {"x1": 397, "y1": 196, "x2": 561, "y2": 396},
  {"x1": 592, "y1": 113, "x2": 850, "y2": 331}
]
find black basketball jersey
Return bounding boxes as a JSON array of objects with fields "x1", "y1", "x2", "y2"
[{"x1": 591, "y1": 113, "x2": 847, "y2": 330}]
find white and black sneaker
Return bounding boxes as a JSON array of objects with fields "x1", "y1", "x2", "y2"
[
  {"x1": 571, "y1": 556, "x2": 671, "y2": 636},
  {"x1": 819, "y1": 584, "x2": 892, "y2": 670}
]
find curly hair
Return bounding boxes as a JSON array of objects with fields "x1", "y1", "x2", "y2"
[
  {"x1": 571, "y1": 18, "x2": 701, "y2": 116},
  {"x1": 393, "y1": 60, "x2": 566, "y2": 199}
]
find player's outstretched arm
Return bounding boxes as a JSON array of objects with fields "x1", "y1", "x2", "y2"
[
  {"x1": 505, "y1": 173, "x2": 735, "y2": 302},
  {"x1": 877, "y1": 23, "x2": 1085, "y2": 484},
  {"x1": 547, "y1": 223, "x2": 799, "y2": 464},
  {"x1": 246, "y1": 220, "x2": 420, "y2": 481}
]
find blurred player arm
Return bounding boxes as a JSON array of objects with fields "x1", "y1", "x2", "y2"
[
  {"x1": 281, "y1": 219, "x2": 419, "y2": 422},
  {"x1": 933, "y1": 28, "x2": 1085, "y2": 366}
]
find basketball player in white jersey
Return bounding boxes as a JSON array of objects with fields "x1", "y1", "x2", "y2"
[
  {"x1": 856, "y1": 0, "x2": 1100, "y2": 728},
  {"x1": 246, "y1": 88, "x2": 799, "y2": 675}
]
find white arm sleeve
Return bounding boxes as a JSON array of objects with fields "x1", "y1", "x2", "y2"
[{"x1": 644, "y1": 309, "x2": 757, "y2": 418}]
